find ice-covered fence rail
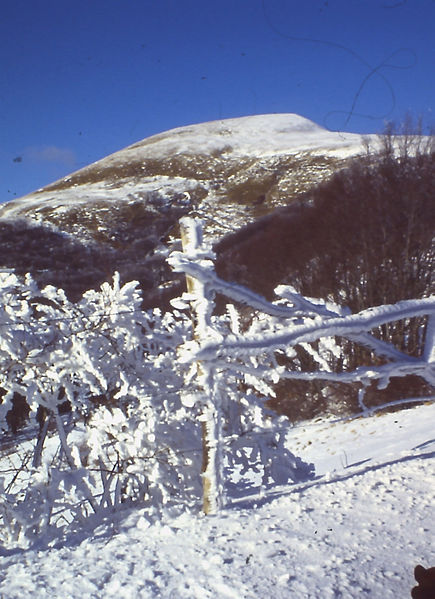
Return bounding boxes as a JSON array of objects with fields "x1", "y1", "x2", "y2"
[
  {"x1": 201, "y1": 297, "x2": 435, "y2": 390},
  {"x1": 196, "y1": 297, "x2": 435, "y2": 359},
  {"x1": 169, "y1": 252, "x2": 336, "y2": 319},
  {"x1": 211, "y1": 355, "x2": 434, "y2": 386},
  {"x1": 169, "y1": 249, "x2": 430, "y2": 364},
  {"x1": 169, "y1": 218, "x2": 434, "y2": 388},
  {"x1": 196, "y1": 298, "x2": 435, "y2": 387}
]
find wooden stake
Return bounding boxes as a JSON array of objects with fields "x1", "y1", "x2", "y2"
[{"x1": 179, "y1": 218, "x2": 218, "y2": 514}]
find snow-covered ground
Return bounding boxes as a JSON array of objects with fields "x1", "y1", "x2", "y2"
[{"x1": 1, "y1": 402, "x2": 433, "y2": 599}]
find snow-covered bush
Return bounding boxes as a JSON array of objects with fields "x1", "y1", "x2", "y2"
[
  {"x1": 0, "y1": 271, "x2": 148, "y2": 425},
  {"x1": 0, "y1": 272, "x2": 199, "y2": 547},
  {"x1": 0, "y1": 262, "x2": 306, "y2": 544}
]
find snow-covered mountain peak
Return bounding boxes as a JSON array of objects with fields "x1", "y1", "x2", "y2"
[
  {"x1": 121, "y1": 112, "x2": 362, "y2": 161},
  {"x1": 0, "y1": 113, "x2": 371, "y2": 306},
  {"x1": 0, "y1": 113, "x2": 367, "y2": 222}
]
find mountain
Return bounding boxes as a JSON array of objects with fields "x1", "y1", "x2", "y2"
[{"x1": 0, "y1": 114, "x2": 371, "y2": 306}]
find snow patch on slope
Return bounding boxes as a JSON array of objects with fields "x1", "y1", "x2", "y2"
[{"x1": 121, "y1": 113, "x2": 367, "y2": 159}]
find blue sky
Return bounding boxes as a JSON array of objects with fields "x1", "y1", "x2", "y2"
[{"x1": 1, "y1": 0, "x2": 434, "y2": 201}]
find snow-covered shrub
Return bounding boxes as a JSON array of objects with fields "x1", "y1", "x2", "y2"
[
  {"x1": 209, "y1": 307, "x2": 315, "y2": 492},
  {"x1": 0, "y1": 262, "x2": 312, "y2": 540},
  {"x1": 221, "y1": 385, "x2": 314, "y2": 495},
  {"x1": 0, "y1": 272, "x2": 200, "y2": 547},
  {"x1": 83, "y1": 309, "x2": 203, "y2": 512}
]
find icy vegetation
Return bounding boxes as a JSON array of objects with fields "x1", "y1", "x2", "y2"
[{"x1": 0, "y1": 217, "x2": 433, "y2": 597}]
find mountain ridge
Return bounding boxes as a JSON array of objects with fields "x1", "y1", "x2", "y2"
[{"x1": 0, "y1": 113, "x2": 372, "y2": 306}]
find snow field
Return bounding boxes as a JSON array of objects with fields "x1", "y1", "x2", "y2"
[{"x1": 0, "y1": 403, "x2": 433, "y2": 599}]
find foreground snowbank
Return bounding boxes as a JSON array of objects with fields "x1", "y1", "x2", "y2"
[{"x1": 0, "y1": 403, "x2": 434, "y2": 599}]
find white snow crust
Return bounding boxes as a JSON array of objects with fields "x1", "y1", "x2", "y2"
[
  {"x1": 1, "y1": 402, "x2": 433, "y2": 598},
  {"x1": 124, "y1": 113, "x2": 367, "y2": 158}
]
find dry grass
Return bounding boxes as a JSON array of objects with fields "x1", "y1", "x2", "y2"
[
  {"x1": 214, "y1": 153, "x2": 347, "y2": 221},
  {"x1": 40, "y1": 147, "x2": 345, "y2": 200},
  {"x1": 42, "y1": 151, "x2": 245, "y2": 192}
]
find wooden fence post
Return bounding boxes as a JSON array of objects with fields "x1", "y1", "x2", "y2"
[{"x1": 179, "y1": 217, "x2": 222, "y2": 514}]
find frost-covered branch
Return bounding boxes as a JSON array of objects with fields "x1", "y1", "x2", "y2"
[{"x1": 169, "y1": 248, "x2": 422, "y2": 363}]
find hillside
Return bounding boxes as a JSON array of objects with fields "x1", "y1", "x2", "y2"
[{"x1": 0, "y1": 114, "x2": 371, "y2": 306}]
